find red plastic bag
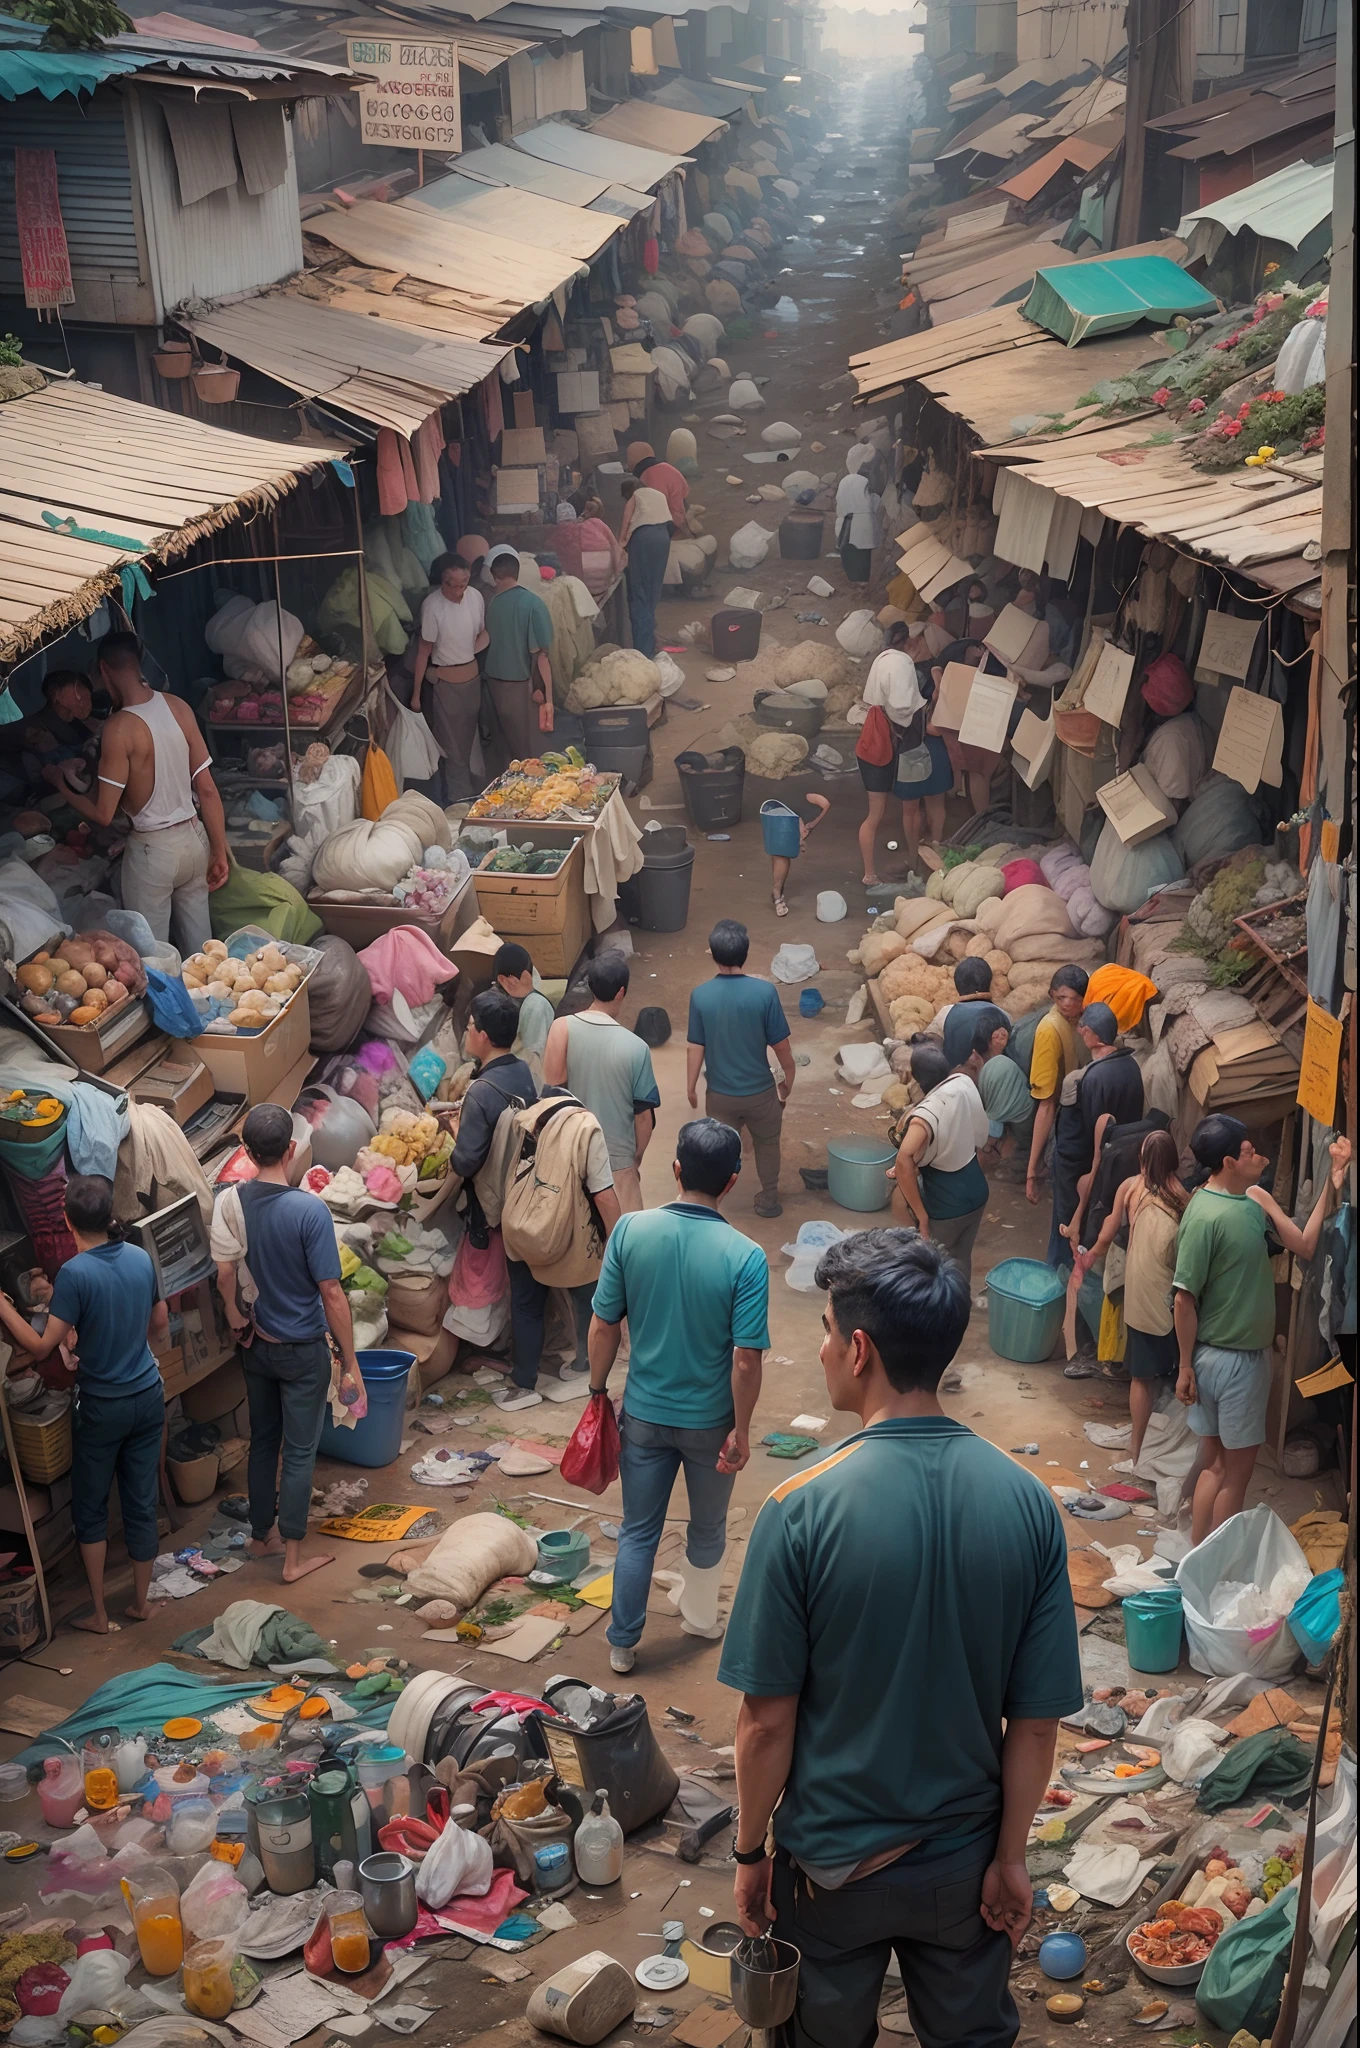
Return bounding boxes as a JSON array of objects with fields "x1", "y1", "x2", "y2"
[
  {"x1": 450, "y1": 1226, "x2": 507, "y2": 1309},
  {"x1": 558, "y1": 1392, "x2": 621, "y2": 1495}
]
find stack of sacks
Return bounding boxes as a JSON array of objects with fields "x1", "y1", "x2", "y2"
[
  {"x1": 1000, "y1": 858, "x2": 1044, "y2": 893},
  {"x1": 981, "y1": 883, "x2": 1104, "y2": 1014},
  {"x1": 1039, "y1": 842, "x2": 1116, "y2": 938},
  {"x1": 924, "y1": 859, "x2": 1005, "y2": 918}
]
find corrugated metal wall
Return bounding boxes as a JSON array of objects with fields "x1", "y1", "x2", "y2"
[
  {"x1": 0, "y1": 97, "x2": 141, "y2": 289},
  {"x1": 125, "y1": 88, "x2": 304, "y2": 318}
]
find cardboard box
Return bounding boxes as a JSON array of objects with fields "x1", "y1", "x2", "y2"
[
  {"x1": 500, "y1": 425, "x2": 547, "y2": 467},
  {"x1": 1096, "y1": 764, "x2": 1177, "y2": 846},
  {"x1": 556, "y1": 370, "x2": 600, "y2": 413},
  {"x1": 189, "y1": 985, "x2": 313, "y2": 1106},
  {"x1": 495, "y1": 468, "x2": 542, "y2": 514},
  {"x1": 129, "y1": 1051, "x2": 214, "y2": 1125},
  {"x1": 34, "y1": 992, "x2": 152, "y2": 1075},
  {"x1": 307, "y1": 871, "x2": 479, "y2": 958},
  {"x1": 473, "y1": 838, "x2": 590, "y2": 979}
]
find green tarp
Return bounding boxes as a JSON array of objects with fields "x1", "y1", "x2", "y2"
[{"x1": 1021, "y1": 254, "x2": 1219, "y2": 347}]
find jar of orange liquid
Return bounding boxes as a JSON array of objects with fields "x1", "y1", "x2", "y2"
[
  {"x1": 121, "y1": 1871, "x2": 184, "y2": 1976},
  {"x1": 183, "y1": 1940, "x2": 235, "y2": 2019},
  {"x1": 326, "y1": 1893, "x2": 371, "y2": 1975}
]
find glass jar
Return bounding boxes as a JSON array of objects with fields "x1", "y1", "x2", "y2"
[
  {"x1": 183, "y1": 1940, "x2": 235, "y2": 2020},
  {"x1": 325, "y1": 1892, "x2": 371, "y2": 1975}
]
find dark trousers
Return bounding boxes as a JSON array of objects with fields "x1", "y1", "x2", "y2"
[
  {"x1": 1048, "y1": 1151, "x2": 1082, "y2": 1268},
  {"x1": 770, "y1": 1841, "x2": 1017, "y2": 2048},
  {"x1": 507, "y1": 1259, "x2": 595, "y2": 1390},
  {"x1": 625, "y1": 522, "x2": 670, "y2": 657},
  {"x1": 71, "y1": 1382, "x2": 165, "y2": 1558},
  {"x1": 244, "y1": 1336, "x2": 331, "y2": 1543}
]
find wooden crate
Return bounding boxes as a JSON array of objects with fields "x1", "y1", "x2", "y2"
[
  {"x1": 307, "y1": 871, "x2": 480, "y2": 958},
  {"x1": 473, "y1": 836, "x2": 590, "y2": 979}
]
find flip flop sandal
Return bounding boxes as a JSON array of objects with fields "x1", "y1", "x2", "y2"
[{"x1": 773, "y1": 893, "x2": 789, "y2": 917}]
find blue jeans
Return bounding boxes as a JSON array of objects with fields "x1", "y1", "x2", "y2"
[
  {"x1": 625, "y1": 522, "x2": 670, "y2": 658},
  {"x1": 244, "y1": 1335, "x2": 331, "y2": 1543},
  {"x1": 606, "y1": 1411, "x2": 734, "y2": 1648},
  {"x1": 72, "y1": 1382, "x2": 165, "y2": 1559}
]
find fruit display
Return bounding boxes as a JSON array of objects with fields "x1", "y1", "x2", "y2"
[
  {"x1": 207, "y1": 655, "x2": 356, "y2": 727},
  {"x1": 181, "y1": 939, "x2": 308, "y2": 1035},
  {"x1": 17, "y1": 932, "x2": 146, "y2": 1027},
  {"x1": 465, "y1": 753, "x2": 618, "y2": 823}
]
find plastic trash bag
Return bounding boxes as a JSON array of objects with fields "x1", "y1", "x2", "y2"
[
  {"x1": 1274, "y1": 315, "x2": 1326, "y2": 394},
  {"x1": 1175, "y1": 1505, "x2": 1310, "y2": 1678},
  {"x1": 782, "y1": 1220, "x2": 849, "y2": 1292},
  {"x1": 559, "y1": 1392, "x2": 622, "y2": 1495},
  {"x1": 414, "y1": 1819, "x2": 494, "y2": 1909},
  {"x1": 836, "y1": 610, "x2": 883, "y2": 658},
  {"x1": 144, "y1": 965, "x2": 206, "y2": 1039},
  {"x1": 653, "y1": 651, "x2": 686, "y2": 697},
  {"x1": 816, "y1": 890, "x2": 848, "y2": 922},
  {"x1": 1288, "y1": 1566, "x2": 1344, "y2": 1664},
  {"x1": 771, "y1": 943, "x2": 819, "y2": 983},
  {"x1": 56, "y1": 1950, "x2": 131, "y2": 2018},
  {"x1": 181, "y1": 1858, "x2": 249, "y2": 1942},
  {"x1": 1089, "y1": 819, "x2": 1185, "y2": 914},
  {"x1": 1196, "y1": 1884, "x2": 1297, "y2": 2038},
  {"x1": 729, "y1": 521, "x2": 774, "y2": 571},
  {"x1": 383, "y1": 685, "x2": 441, "y2": 790}
]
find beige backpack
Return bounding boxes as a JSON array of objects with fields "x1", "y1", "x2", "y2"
[{"x1": 500, "y1": 1096, "x2": 606, "y2": 1287}]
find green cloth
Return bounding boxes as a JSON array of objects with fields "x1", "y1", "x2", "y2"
[
  {"x1": 515, "y1": 988, "x2": 554, "y2": 1068},
  {"x1": 319, "y1": 566, "x2": 410, "y2": 657},
  {"x1": 592, "y1": 1201, "x2": 770, "y2": 1430},
  {"x1": 1196, "y1": 1885, "x2": 1297, "y2": 2038},
  {"x1": 210, "y1": 858, "x2": 323, "y2": 945},
  {"x1": 921, "y1": 1156, "x2": 988, "y2": 1220},
  {"x1": 1172, "y1": 1186, "x2": 1275, "y2": 1351},
  {"x1": 484, "y1": 583, "x2": 552, "y2": 682},
  {"x1": 1197, "y1": 1728, "x2": 1313, "y2": 1812},
  {"x1": 718, "y1": 1418, "x2": 1084, "y2": 1874},
  {"x1": 979, "y1": 1053, "x2": 1034, "y2": 1137}
]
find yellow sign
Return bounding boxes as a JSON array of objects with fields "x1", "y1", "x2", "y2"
[
  {"x1": 1297, "y1": 998, "x2": 1343, "y2": 1123},
  {"x1": 347, "y1": 36, "x2": 460, "y2": 153}
]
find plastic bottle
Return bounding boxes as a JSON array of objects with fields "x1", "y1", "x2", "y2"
[
  {"x1": 39, "y1": 1756, "x2": 85, "y2": 1830},
  {"x1": 572, "y1": 1791, "x2": 624, "y2": 1886}
]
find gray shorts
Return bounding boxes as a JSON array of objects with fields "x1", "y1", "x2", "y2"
[{"x1": 1188, "y1": 1343, "x2": 1271, "y2": 1450}]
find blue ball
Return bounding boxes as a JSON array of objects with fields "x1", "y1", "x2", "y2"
[{"x1": 1039, "y1": 1932, "x2": 1088, "y2": 1981}]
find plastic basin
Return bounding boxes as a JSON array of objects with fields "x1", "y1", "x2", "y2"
[
  {"x1": 1122, "y1": 1585, "x2": 1184, "y2": 1674},
  {"x1": 826, "y1": 1138, "x2": 895, "y2": 1213},
  {"x1": 317, "y1": 1349, "x2": 415, "y2": 1469},
  {"x1": 984, "y1": 1258, "x2": 1066, "y2": 1363}
]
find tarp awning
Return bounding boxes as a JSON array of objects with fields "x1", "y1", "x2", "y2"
[
  {"x1": 590, "y1": 99, "x2": 725, "y2": 151},
  {"x1": 1175, "y1": 157, "x2": 1334, "y2": 250},
  {"x1": 403, "y1": 172, "x2": 622, "y2": 259},
  {"x1": 0, "y1": 380, "x2": 341, "y2": 661},
  {"x1": 183, "y1": 295, "x2": 511, "y2": 435},
  {"x1": 303, "y1": 199, "x2": 587, "y2": 334},
  {"x1": 510, "y1": 117, "x2": 689, "y2": 188},
  {"x1": 1022, "y1": 254, "x2": 1218, "y2": 346},
  {"x1": 452, "y1": 140, "x2": 650, "y2": 214}
]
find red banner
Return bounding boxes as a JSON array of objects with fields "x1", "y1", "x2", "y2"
[{"x1": 15, "y1": 147, "x2": 75, "y2": 312}]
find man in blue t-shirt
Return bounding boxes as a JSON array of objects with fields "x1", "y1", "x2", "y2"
[
  {"x1": 588, "y1": 1118, "x2": 769, "y2": 1673},
  {"x1": 211, "y1": 1103, "x2": 361, "y2": 1583},
  {"x1": 686, "y1": 919, "x2": 794, "y2": 1219}
]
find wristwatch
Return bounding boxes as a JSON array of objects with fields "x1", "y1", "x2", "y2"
[{"x1": 733, "y1": 1843, "x2": 769, "y2": 1865}]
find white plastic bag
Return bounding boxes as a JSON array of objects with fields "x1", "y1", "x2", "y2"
[
  {"x1": 781, "y1": 1220, "x2": 849, "y2": 1292},
  {"x1": 728, "y1": 377, "x2": 764, "y2": 412},
  {"x1": 729, "y1": 521, "x2": 774, "y2": 571},
  {"x1": 653, "y1": 651, "x2": 686, "y2": 698},
  {"x1": 1175, "y1": 1504, "x2": 1310, "y2": 1679},
  {"x1": 836, "y1": 610, "x2": 883, "y2": 658},
  {"x1": 816, "y1": 891, "x2": 848, "y2": 922},
  {"x1": 1160, "y1": 1717, "x2": 1231, "y2": 1786},
  {"x1": 181, "y1": 1859, "x2": 249, "y2": 1942},
  {"x1": 771, "y1": 942, "x2": 819, "y2": 983},
  {"x1": 383, "y1": 686, "x2": 442, "y2": 789},
  {"x1": 1275, "y1": 316, "x2": 1326, "y2": 394},
  {"x1": 0, "y1": 857, "x2": 64, "y2": 960},
  {"x1": 57, "y1": 1951, "x2": 132, "y2": 2018},
  {"x1": 415, "y1": 1818, "x2": 494, "y2": 1908}
]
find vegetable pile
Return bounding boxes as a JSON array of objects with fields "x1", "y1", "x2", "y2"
[
  {"x1": 466, "y1": 751, "x2": 615, "y2": 823},
  {"x1": 17, "y1": 932, "x2": 146, "y2": 1028},
  {"x1": 181, "y1": 939, "x2": 306, "y2": 1033}
]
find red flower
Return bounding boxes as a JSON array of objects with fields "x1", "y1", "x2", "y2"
[
  {"x1": 1187, "y1": 397, "x2": 1206, "y2": 414},
  {"x1": 1264, "y1": 390, "x2": 1286, "y2": 402},
  {"x1": 1223, "y1": 421, "x2": 1243, "y2": 438},
  {"x1": 1152, "y1": 387, "x2": 1170, "y2": 406}
]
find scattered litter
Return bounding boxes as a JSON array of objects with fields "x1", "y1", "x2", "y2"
[
  {"x1": 788, "y1": 1414, "x2": 827, "y2": 1433},
  {"x1": 535, "y1": 1900, "x2": 576, "y2": 1931},
  {"x1": 1011, "y1": 1444, "x2": 1040, "y2": 1456}
]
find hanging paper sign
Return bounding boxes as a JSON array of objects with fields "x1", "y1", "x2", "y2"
[
  {"x1": 1296, "y1": 999, "x2": 1342, "y2": 1124},
  {"x1": 347, "y1": 37, "x2": 461, "y2": 152},
  {"x1": 15, "y1": 148, "x2": 74, "y2": 311}
]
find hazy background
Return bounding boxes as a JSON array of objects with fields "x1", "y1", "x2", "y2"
[{"x1": 819, "y1": 6, "x2": 923, "y2": 61}]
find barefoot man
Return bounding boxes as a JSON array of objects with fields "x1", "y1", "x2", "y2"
[
  {"x1": 212, "y1": 1104, "x2": 362, "y2": 1582},
  {"x1": 0, "y1": 1175, "x2": 168, "y2": 1634}
]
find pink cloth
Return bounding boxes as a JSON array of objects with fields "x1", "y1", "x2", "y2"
[
  {"x1": 357, "y1": 924, "x2": 459, "y2": 1007},
  {"x1": 1001, "y1": 857, "x2": 1045, "y2": 892},
  {"x1": 1142, "y1": 651, "x2": 1194, "y2": 716},
  {"x1": 386, "y1": 1868, "x2": 528, "y2": 1949},
  {"x1": 450, "y1": 1226, "x2": 506, "y2": 1309},
  {"x1": 552, "y1": 517, "x2": 625, "y2": 598}
]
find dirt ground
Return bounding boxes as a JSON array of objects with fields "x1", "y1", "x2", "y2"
[{"x1": 0, "y1": 65, "x2": 1341, "y2": 2048}]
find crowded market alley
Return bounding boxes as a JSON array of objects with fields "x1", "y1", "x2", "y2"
[{"x1": 0, "y1": 24, "x2": 1353, "y2": 2048}]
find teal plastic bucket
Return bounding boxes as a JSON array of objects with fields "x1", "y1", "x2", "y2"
[
  {"x1": 1122, "y1": 1584, "x2": 1184, "y2": 1673},
  {"x1": 984, "y1": 1258, "x2": 1066, "y2": 1364},
  {"x1": 760, "y1": 800, "x2": 802, "y2": 859},
  {"x1": 827, "y1": 1137, "x2": 896, "y2": 1213}
]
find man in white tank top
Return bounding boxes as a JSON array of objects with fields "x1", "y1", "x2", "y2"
[{"x1": 46, "y1": 632, "x2": 228, "y2": 952}]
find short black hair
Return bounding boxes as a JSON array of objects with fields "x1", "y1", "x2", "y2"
[
  {"x1": 815, "y1": 1227, "x2": 969, "y2": 1392},
  {"x1": 96, "y1": 629, "x2": 141, "y2": 671},
  {"x1": 587, "y1": 950, "x2": 630, "y2": 1002},
  {"x1": 886, "y1": 620, "x2": 911, "y2": 650},
  {"x1": 1191, "y1": 1114, "x2": 1250, "y2": 1175},
  {"x1": 431, "y1": 553, "x2": 467, "y2": 583},
  {"x1": 493, "y1": 942, "x2": 533, "y2": 981},
  {"x1": 954, "y1": 957, "x2": 992, "y2": 996},
  {"x1": 64, "y1": 1173, "x2": 115, "y2": 1235},
  {"x1": 42, "y1": 668, "x2": 90, "y2": 703},
  {"x1": 470, "y1": 986, "x2": 520, "y2": 1048},
  {"x1": 709, "y1": 918, "x2": 750, "y2": 968},
  {"x1": 910, "y1": 1040, "x2": 950, "y2": 1093},
  {"x1": 1051, "y1": 965, "x2": 1089, "y2": 996},
  {"x1": 243, "y1": 1101, "x2": 295, "y2": 1166},
  {"x1": 676, "y1": 1117, "x2": 741, "y2": 1197}
]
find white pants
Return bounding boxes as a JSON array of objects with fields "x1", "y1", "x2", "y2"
[{"x1": 121, "y1": 817, "x2": 211, "y2": 954}]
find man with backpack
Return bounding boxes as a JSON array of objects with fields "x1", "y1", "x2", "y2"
[
  {"x1": 497, "y1": 1087, "x2": 622, "y2": 1411},
  {"x1": 449, "y1": 987, "x2": 536, "y2": 1410}
]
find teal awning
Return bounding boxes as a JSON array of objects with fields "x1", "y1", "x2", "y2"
[
  {"x1": 1022, "y1": 254, "x2": 1219, "y2": 347},
  {"x1": 0, "y1": 45, "x2": 151, "y2": 98}
]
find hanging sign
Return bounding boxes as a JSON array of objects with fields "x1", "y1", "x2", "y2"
[
  {"x1": 1296, "y1": 999, "x2": 1342, "y2": 1125},
  {"x1": 347, "y1": 37, "x2": 461, "y2": 153},
  {"x1": 15, "y1": 148, "x2": 74, "y2": 311}
]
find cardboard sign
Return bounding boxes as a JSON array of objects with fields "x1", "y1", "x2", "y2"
[
  {"x1": 494, "y1": 469, "x2": 541, "y2": 512},
  {"x1": 499, "y1": 425, "x2": 546, "y2": 467},
  {"x1": 931, "y1": 660, "x2": 980, "y2": 731},
  {"x1": 1083, "y1": 642, "x2": 1136, "y2": 729},
  {"x1": 1012, "y1": 706, "x2": 1056, "y2": 789},
  {"x1": 348, "y1": 36, "x2": 460, "y2": 151},
  {"x1": 556, "y1": 370, "x2": 600, "y2": 413},
  {"x1": 984, "y1": 603, "x2": 1037, "y2": 667},
  {"x1": 1213, "y1": 686, "x2": 1284, "y2": 793},
  {"x1": 15, "y1": 147, "x2": 74, "y2": 311},
  {"x1": 1297, "y1": 998, "x2": 1343, "y2": 1124},
  {"x1": 1196, "y1": 610, "x2": 1261, "y2": 681},
  {"x1": 1096, "y1": 765, "x2": 1176, "y2": 846},
  {"x1": 958, "y1": 673, "x2": 1017, "y2": 753}
]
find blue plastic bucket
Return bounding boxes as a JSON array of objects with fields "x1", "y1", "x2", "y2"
[
  {"x1": 760, "y1": 800, "x2": 802, "y2": 859},
  {"x1": 984, "y1": 1258, "x2": 1067, "y2": 1364},
  {"x1": 1122, "y1": 1584, "x2": 1184, "y2": 1673},
  {"x1": 317, "y1": 1348, "x2": 415, "y2": 1469}
]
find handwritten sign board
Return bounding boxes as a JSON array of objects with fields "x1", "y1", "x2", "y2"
[
  {"x1": 348, "y1": 37, "x2": 460, "y2": 153},
  {"x1": 15, "y1": 147, "x2": 74, "y2": 311},
  {"x1": 1297, "y1": 999, "x2": 1342, "y2": 1124},
  {"x1": 1212, "y1": 686, "x2": 1284, "y2": 793}
]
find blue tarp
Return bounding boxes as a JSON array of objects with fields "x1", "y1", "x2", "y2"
[{"x1": 0, "y1": 46, "x2": 149, "y2": 99}]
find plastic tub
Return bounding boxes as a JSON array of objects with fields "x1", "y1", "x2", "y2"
[
  {"x1": 826, "y1": 1138, "x2": 895, "y2": 1213},
  {"x1": 711, "y1": 608, "x2": 762, "y2": 661},
  {"x1": 984, "y1": 1259, "x2": 1067, "y2": 1363},
  {"x1": 0, "y1": 1760, "x2": 28, "y2": 1803},
  {"x1": 754, "y1": 689, "x2": 825, "y2": 740},
  {"x1": 676, "y1": 748, "x2": 745, "y2": 831},
  {"x1": 779, "y1": 509, "x2": 825, "y2": 560},
  {"x1": 317, "y1": 1349, "x2": 416, "y2": 1469},
  {"x1": 619, "y1": 827, "x2": 695, "y2": 932},
  {"x1": 1122, "y1": 1586, "x2": 1184, "y2": 1674},
  {"x1": 760, "y1": 800, "x2": 802, "y2": 859}
]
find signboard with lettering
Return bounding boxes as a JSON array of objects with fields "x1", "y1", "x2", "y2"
[
  {"x1": 347, "y1": 37, "x2": 461, "y2": 153},
  {"x1": 15, "y1": 148, "x2": 74, "y2": 311}
]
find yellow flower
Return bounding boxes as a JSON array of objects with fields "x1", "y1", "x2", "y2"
[
  {"x1": 1256, "y1": 445, "x2": 1276, "y2": 459},
  {"x1": 1263, "y1": 261, "x2": 1279, "y2": 275},
  {"x1": 1244, "y1": 454, "x2": 1265, "y2": 467}
]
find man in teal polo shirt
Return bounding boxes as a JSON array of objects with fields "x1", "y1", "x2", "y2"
[
  {"x1": 719, "y1": 1228, "x2": 1082, "y2": 2048},
  {"x1": 483, "y1": 547, "x2": 553, "y2": 773},
  {"x1": 687, "y1": 918, "x2": 795, "y2": 1219},
  {"x1": 588, "y1": 1118, "x2": 768, "y2": 1672}
]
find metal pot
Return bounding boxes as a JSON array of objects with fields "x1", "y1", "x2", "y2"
[
  {"x1": 729, "y1": 1937, "x2": 800, "y2": 2029},
  {"x1": 358, "y1": 1851, "x2": 418, "y2": 1938},
  {"x1": 244, "y1": 1785, "x2": 314, "y2": 1894}
]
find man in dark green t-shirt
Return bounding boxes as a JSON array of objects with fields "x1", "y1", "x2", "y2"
[
  {"x1": 718, "y1": 1228, "x2": 1082, "y2": 2048},
  {"x1": 483, "y1": 547, "x2": 553, "y2": 773}
]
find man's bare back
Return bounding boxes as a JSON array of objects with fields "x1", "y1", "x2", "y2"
[{"x1": 98, "y1": 696, "x2": 205, "y2": 819}]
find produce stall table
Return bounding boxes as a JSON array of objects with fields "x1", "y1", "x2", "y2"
[
  {"x1": 464, "y1": 770, "x2": 642, "y2": 938},
  {"x1": 306, "y1": 871, "x2": 481, "y2": 959},
  {"x1": 472, "y1": 836, "x2": 590, "y2": 979}
]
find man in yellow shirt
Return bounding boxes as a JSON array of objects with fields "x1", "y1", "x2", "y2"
[{"x1": 1025, "y1": 967, "x2": 1089, "y2": 1207}]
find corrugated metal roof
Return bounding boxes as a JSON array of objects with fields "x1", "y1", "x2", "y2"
[
  {"x1": 403, "y1": 171, "x2": 621, "y2": 258},
  {"x1": 937, "y1": 112, "x2": 1042, "y2": 162},
  {"x1": 849, "y1": 305, "x2": 1049, "y2": 401},
  {"x1": 909, "y1": 329, "x2": 1175, "y2": 443},
  {"x1": 1022, "y1": 255, "x2": 1218, "y2": 346},
  {"x1": 183, "y1": 293, "x2": 510, "y2": 434},
  {"x1": 510, "y1": 117, "x2": 689, "y2": 188},
  {"x1": 456, "y1": 140, "x2": 607, "y2": 203},
  {"x1": 1165, "y1": 87, "x2": 1333, "y2": 162},
  {"x1": 653, "y1": 76, "x2": 749, "y2": 117},
  {"x1": 304, "y1": 198, "x2": 586, "y2": 333},
  {"x1": 0, "y1": 379, "x2": 341, "y2": 659},
  {"x1": 997, "y1": 125, "x2": 1121, "y2": 202},
  {"x1": 590, "y1": 99, "x2": 726, "y2": 152},
  {"x1": 1175, "y1": 158, "x2": 1334, "y2": 251},
  {"x1": 1030, "y1": 76, "x2": 1125, "y2": 140}
]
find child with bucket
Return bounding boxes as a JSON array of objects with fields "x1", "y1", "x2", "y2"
[{"x1": 760, "y1": 791, "x2": 830, "y2": 916}]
